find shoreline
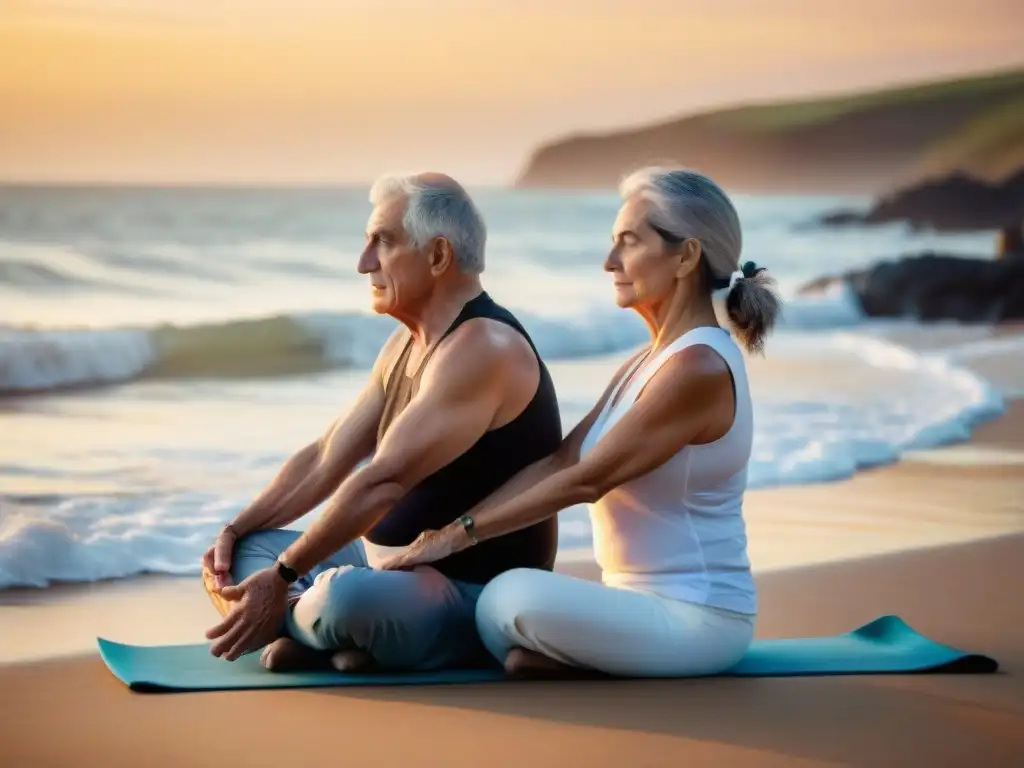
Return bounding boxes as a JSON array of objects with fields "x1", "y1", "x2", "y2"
[
  {"x1": 2, "y1": 398, "x2": 1021, "y2": 666},
  {"x1": 1, "y1": 346, "x2": 1022, "y2": 765}
]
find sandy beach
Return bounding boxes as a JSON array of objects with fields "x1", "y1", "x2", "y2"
[{"x1": 2, "y1": 389, "x2": 1022, "y2": 767}]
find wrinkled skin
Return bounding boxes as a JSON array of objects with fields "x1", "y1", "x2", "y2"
[{"x1": 205, "y1": 567, "x2": 290, "y2": 661}]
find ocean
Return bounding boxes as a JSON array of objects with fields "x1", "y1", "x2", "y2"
[{"x1": 0, "y1": 185, "x2": 1010, "y2": 589}]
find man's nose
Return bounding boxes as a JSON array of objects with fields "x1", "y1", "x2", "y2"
[{"x1": 357, "y1": 247, "x2": 378, "y2": 274}]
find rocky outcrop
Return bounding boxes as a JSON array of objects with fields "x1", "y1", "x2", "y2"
[
  {"x1": 514, "y1": 68, "x2": 1024, "y2": 194},
  {"x1": 798, "y1": 252, "x2": 1024, "y2": 323},
  {"x1": 819, "y1": 169, "x2": 1024, "y2": 232}
]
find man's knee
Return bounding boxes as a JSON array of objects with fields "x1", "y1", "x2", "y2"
[
  {"x1": 300, "y1": 567, "x2": 470, "y2": 669},
  {"x1": 307, "y1": 567, "x2": 398, "y2": 648},
  {"x1": 230, "y1": 530, "x2": 367, "y2": 582},
  {"x1": 233, "y1": 529, "x2": 289, "y2": 557}
]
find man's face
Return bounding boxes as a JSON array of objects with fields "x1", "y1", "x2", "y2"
[{"x1": 357, "y1": 196, "x2": 433, "y2": 316}]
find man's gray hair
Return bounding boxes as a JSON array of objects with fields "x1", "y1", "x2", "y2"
[
  {"x1": 618, "y1": 166, "x2": 742, "y2": 282},
  {"x1": 369, "y1": 174, "x2": 487, "y2": 274}
]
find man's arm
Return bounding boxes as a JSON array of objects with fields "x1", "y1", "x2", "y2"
[
  {"x1": 279, "y1": 322, "x2": 512, "y2": 576},
  {"x1": 226, "y1": 330, "x2": 405, "y2": 537}
]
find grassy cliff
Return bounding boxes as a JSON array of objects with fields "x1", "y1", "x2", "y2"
[{"x1": 514, "y1": 68, "x2": 1024, "y2": 194}]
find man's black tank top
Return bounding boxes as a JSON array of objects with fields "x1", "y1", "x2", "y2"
[{"x1": 366, "y1": 291, "x2": 561, "y2": 584}]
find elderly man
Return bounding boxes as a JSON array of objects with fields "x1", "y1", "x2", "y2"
[{"x1": 201, "y1": 173, "x2": 561, "y2": 672}]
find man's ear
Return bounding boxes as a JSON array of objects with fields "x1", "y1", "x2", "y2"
[
  {"x1": 675, "y1": 238, "x2": 702, "y2": 279},
  {"x1": 429, "y1": 237, "x2": 455, "y2": 275}
]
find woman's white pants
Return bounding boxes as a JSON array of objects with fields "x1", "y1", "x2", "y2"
[{"x1": 475, "y1": 568, "x2": 755, "y2": 677}]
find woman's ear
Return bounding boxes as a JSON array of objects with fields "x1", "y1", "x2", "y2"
[{"x1": 675, "y1": 238, "x2": 702, "y2": 279}]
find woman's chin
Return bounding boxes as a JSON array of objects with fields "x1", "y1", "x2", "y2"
[{"x1": 612, "y1": 290, "x2": 636, "y2": 308}]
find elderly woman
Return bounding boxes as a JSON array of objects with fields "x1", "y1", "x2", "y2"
[{"x1": 381, "y1": 166, "x2": 781, "y2": 678}]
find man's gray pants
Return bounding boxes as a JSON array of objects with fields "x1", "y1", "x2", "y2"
[{"x1": 230, "y1": 529, "x2": 488, "y2": 671}]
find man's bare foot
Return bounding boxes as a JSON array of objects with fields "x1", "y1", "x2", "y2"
[
  {"x1": 259, "y1": 638, "x2": 334, "y2": 672},
  {"x1": 331, "y1": 649, "x2": 374, "y2": 673},
  {"x1": 504, "y1": 647, "x2": 601, "y2": 679},
  {"x1": 201, "y1": 565, "x2": 235, "y2": 618}
]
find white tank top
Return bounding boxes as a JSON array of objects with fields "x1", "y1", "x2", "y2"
[{"x1": 580, "y1": 326, "x2": 757, "y2": 615}]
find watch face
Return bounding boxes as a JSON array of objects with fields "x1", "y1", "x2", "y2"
[{"x1": 277, "y1": 561, "x2": 298, "y2": 582}]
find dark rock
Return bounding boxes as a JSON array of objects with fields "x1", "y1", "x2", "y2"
[
  {"x1": 997, "y1": 223, "x2": 1024, "y2": 259},
  {"x1": 819, "y1": 169, "x2": 1024, "y2": 233},
  {"x1": 798, "y1": 252, "x2": 1024, "y2": 323},
  {"x1": 818, "y1": 211, "x2": 867, "y2": 227}
]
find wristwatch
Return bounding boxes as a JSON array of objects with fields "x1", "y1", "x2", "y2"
[
  {"x1": 275, "y1": 557, "x2": 300, "y2": 584},
  {"x1": 456, "y1": 514, "x2": 478, "y2": 546}
]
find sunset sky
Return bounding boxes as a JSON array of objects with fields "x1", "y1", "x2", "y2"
[{"x1": 2, "y1": 0, "x2": 1022, "y2": 185}]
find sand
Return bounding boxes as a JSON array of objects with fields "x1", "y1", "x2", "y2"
[
  {"x1": 2, "y1": 401, "x2": 1022, "y2": 765},
  {"x1": 2, "y1": 533, "x2": 1021, "y2": 767}
]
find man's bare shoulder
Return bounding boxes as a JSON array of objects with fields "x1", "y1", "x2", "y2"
[
  {"x1": 436, "y1": 317, "x2": 534, "y2": 371},
  {"x1": 417, "y1": 318, "x2": 535, "y2": 400}
]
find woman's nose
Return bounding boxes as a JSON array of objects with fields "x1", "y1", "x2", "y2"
[{"x1": 603, "y1": 247, "x2": 620, "y2": 272}]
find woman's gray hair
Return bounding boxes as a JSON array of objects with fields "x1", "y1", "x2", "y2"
[
  {"x1": 618, "y1": 165, "x2": 781, "y2": 354},
  {"x1": 369, "y1": 174, "x2": 487, "y2": 274}
]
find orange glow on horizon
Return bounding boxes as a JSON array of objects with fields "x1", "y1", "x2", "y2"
[{"x1": 2, "y1": 0, "x2": 1022, "y2": 184}]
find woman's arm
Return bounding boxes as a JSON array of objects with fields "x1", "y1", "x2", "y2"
[
  {"x1": 452, "y1": 347, "x2": 650, "y2": 519},
  {"x1": 460, "y1": 344, "x2": 733, "y2": 545}
]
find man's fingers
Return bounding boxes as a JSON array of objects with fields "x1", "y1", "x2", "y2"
[
  {"x1": 210, "y1": 618, "x2": 249, "y2": 658},
  {"x1": 214, "y1": 572, "x2": 235, "y2": 590},
  {"x1": 213, "y1": 537, "x2": 233, "y2": 574},
  {"x1": 223, "y1": 627, "x2": 257, "y2": 661},
  {"x1": 219, "y1": 582, "x2": 244, "y2": 600},
  {"x1": 205, "y1": 606, "x2": 241, "y2": 640},
  {"x1": 202, "y1": 548, "x2": 214, "y2": 570}
]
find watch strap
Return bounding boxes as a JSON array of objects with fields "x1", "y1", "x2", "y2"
[
  {"x1": 275, "y1": 558, "x2": 300, "y2": 584},
  {"x1": 456, "y1": 514, "x2": 478, "y2": 546}
]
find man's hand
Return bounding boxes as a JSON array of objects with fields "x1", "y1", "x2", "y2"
[
  {"x1": 201, "y1": 525, "x2": 238, "y2": 591},
  {"x1": 205, "y1": 567, "x2": 290, "y2": 661}
]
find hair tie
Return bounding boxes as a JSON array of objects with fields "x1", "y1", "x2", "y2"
[{"x1": 713, "y1": 261, "x2": 763, "y2": 291}]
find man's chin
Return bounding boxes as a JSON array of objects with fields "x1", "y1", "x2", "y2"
[{"x1": 369, "y1": 295, "x2": 393, "y2": 314}]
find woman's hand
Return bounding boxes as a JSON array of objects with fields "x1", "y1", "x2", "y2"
[
  {"x1": 378, "y1": 524, "x2": 467, "y2": 571},
  {"x1": 201, "y1": 525, "x2": 238, "y2": 591}
]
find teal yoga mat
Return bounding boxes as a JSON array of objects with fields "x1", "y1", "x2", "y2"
[{"x1": 97, "y1": 615, "x2": 997, "y2": 693}]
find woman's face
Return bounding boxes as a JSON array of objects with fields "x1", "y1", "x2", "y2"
[{"x1": 604, "y1": 196, "x2": 697, "y2": 310}]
